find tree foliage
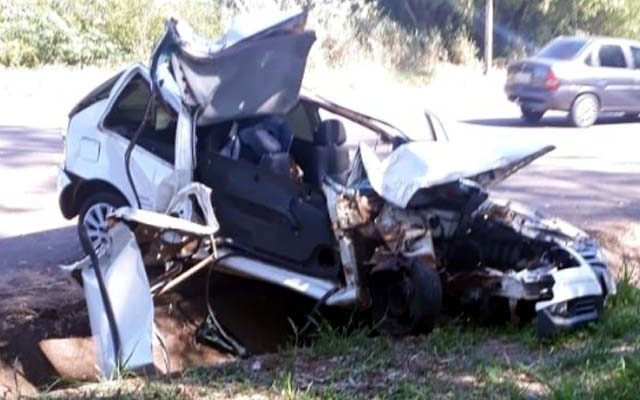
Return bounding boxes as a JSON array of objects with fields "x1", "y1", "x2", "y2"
[
  {"x1": 1, "y1": 0, "x2": 639, "y2": 67},
  {"x1": 0, "y1": 0, "x2": 221, "y2": 67},
  {"x1": 379, "y1": 0, "x2": 640, "y2": 58}
]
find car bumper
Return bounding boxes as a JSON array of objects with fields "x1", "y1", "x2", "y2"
[
  {"x1": 537, "y1": 295, "x2": 604, "y2": 337},
  {"x1": 534, "y1": 243, "x2": 615, "y2": 337},
  {"x1": 57, "y1": 167, "x2": 72, "y2": 196},
  {"x1": 57, "y1": 167, "x2": 79, "y2": 219},
  {"x1": 505, "y1": 84, "x2": 576, "y2": 112}
]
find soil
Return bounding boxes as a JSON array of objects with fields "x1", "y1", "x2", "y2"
[{"x1": 0, "y1": 268, "x2": 336, "y2": 396}]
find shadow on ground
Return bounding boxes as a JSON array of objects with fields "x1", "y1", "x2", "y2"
[
  {"x1": 463, "y1": 114, "x2": 638, "y2": 129},
  {"x1": 0, "y1": 125, "x2": 62, "y2": 169}
]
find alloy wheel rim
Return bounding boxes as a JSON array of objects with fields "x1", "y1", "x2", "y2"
[
  {"x1": 576, "y1": 97, "x2": 598, "y2": 126},
  {"x1": 82, "y1": 202, "x2": 115, "y2": 252}
]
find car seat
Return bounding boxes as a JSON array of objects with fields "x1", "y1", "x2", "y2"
[
  {"x1": 221, "y1": 117, "x2": 294, "y2": 177},
  {"x1": 294, "y1": 119, "x2": 350, "y2": 186}
]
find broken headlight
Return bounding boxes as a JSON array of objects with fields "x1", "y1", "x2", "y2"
[{"x1": 547, "y1": 301, "x2": 568, "y2": 316}]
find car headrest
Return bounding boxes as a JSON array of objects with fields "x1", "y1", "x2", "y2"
[
  {"x1": 314, "y1": 119, "x2": 346, "y2": 146},
  {"x1": 238, "y1": 128, "x2": 282, "y2": 163}
]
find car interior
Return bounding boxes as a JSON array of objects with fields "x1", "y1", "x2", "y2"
[
  {"x1": 104, "y1": 73, "x2": 364, "y2": 278},
  {"x1": 193, "y1": 101, "x2": 354, "y2": 279}
]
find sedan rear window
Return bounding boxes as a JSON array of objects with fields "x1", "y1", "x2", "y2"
[{"x1": 536, "y1": 38, "x2": 588, "y2": 60}]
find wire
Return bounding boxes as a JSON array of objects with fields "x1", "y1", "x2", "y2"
[
  {"x1": 124, "y1": 92, "x2": 156, "y2": 209},
  {"x1": 204, "y1": 252, "x2": 248, "y2": 357},
  {"x1": 298, "y1": 286, "x2": 339, "y2": 336},
  {"x1": 203, "y1": 244, "x2": 340, "y2": 352}
]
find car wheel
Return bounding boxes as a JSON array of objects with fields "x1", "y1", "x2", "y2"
[
  {"x1": 520, "y1": 107, "x2": 545, "y2": 123},
  {"x1": 570, "y1": 93, "x2": 599, "y2": 128},
  {"x1": 370, "y1": 258, "x2": 442, "y2": 336},
  {"x1": 77, "y1": 192, "x2": 127, "y2": 255}
]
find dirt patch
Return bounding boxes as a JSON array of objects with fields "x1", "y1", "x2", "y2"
[
  {"x1": 0, "y1": 268, "x2": 325, "y2": 395},
  {"x1": 587, "y1": 222, "x2": 640, "y2": 282}
]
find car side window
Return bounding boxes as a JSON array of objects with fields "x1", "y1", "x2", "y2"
[
  {"x1": 598, "y1": 45, "x2": 627, "y2": 68},
  {"x1": 103, "y1": 74, "x2": 177, "y2": 163},
  {"x1": 631, "y1": 47, "x2": 640, "y2": 69}
]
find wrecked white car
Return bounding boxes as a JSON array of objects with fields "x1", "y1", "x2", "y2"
[{"x1": 57, "y1": 9, "x2": 615, "y2": 376}]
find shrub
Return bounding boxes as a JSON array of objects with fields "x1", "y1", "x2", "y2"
[
  {"x1": 0, "y1": 0, "x2": 222, "y2": 67},
  {"x1": 0, "y1": 0, "x2": 462, "y2": 76},
  {"x1": 448, "y1": 28, "x2": 478, "y2": 66}
]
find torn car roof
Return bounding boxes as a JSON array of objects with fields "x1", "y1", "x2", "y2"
[{"x1": 150, "y1": 8, "x2": 314, "y2": 125}]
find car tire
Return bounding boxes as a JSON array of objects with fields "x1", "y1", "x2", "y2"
[
  {"x1": 77, "y1": 191, "x2": 128, "y2": 255},
  {"x1": 520, "y1": 107, "x2": 544, "y2": 123},
  {"x1": 370, "y1": 258, "x2": 442, "y2": 336},
  {"x1": 569, "y1": 93, "x2": 599, "y2": 128}
]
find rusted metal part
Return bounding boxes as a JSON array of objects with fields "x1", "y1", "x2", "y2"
[
  {"x1": 321, "y1": 182, "x2": 368, "y2": 306},
  {"x1": 373, "y1": 205, "x2": 436, "y2": 263},
  {"x1": 334, "y1": 192, "x2": 372, "y2": 230}
]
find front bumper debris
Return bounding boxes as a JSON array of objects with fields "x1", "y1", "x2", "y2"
[
  {"x1": 537, "y1": 295, "x2": 604, "y2": 337},
  {"x1": 535, "y1": 241, "x2": 614, "y2": 336}
]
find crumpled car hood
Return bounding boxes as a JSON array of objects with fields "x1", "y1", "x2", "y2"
[{"x1": 360, "y1": 140, "x2": 555, "y2": 208}]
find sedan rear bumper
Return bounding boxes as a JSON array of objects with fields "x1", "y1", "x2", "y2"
[{"x1": 505, "y1": 84, "x2": 577, "y2": 112}]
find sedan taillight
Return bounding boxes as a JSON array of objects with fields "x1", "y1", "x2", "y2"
[{"x1": 544, "y1": 69, "x2": 560, "y2": 91}]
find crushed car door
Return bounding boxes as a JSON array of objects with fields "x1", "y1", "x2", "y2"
[
  {"x1": 195, "y1": 109, "x2": 337, "y2": 277},
  {"x1": 100, "y1": 67, "x2": 176, "y2": 211}
]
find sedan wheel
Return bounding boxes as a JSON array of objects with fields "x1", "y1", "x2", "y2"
[
  {"x1": 570, "y1": 94, "x2": 599, "y2": 128},
  {"x1": 83, "y1": 203, "x2": 114, "y2": 251},
  {"x1": 369, "y1": 258, "x2": 442, "y2": 336},
  {"x1": 78, "y1": 192, "x2": 127, "y2": 254},
  {"x1": 520, "y1": 107, "x2": 544, "y2": 123}
]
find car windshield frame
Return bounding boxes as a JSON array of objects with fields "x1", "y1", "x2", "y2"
[
  {"x1": 300, "y1": 91, "x2": 442, "y2": 143},
  {"x1": 535, "y1": 37, "x2": 589, "y2": 60}
]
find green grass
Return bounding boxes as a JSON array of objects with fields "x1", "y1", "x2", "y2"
[{"x1": 44, "y1": 266, "x2": 640, "y2": 399}]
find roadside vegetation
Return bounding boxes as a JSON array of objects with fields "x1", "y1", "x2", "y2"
[
  {"x1": 3, "y1": 0, "x2": 640, "y2": 76},
  {"x1": 42, "y1": 263, "x2": 640, "y2": 399}
]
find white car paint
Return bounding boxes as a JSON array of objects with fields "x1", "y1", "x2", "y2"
[
  {"x1": 359, "y1": 140, "x2": 554, "y2": 208},
  {"x1": 62, "y1": 64, "x2": 176, "y2": 211},
  {"x1": 81, "y1": 223, "x2": 154, "y2": 378}
]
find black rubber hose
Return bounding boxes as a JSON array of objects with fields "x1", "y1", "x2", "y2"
[
  {"x1": 124, "y1": 94, "x2": 155, "y2": 209},
  {"x1": 78, "y1": 226, "x2": 122, "y2": 370}
]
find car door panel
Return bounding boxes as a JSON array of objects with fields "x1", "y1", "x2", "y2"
[
  {"x1": 196, "y1": 153, "x2": 337, "y2": 276},
  {"x1": 630, "y1": 46, "x2": 640, "y2": 111},
  {"x1": 595, "y1": 44, "x2": 636, "y2": 111}
]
